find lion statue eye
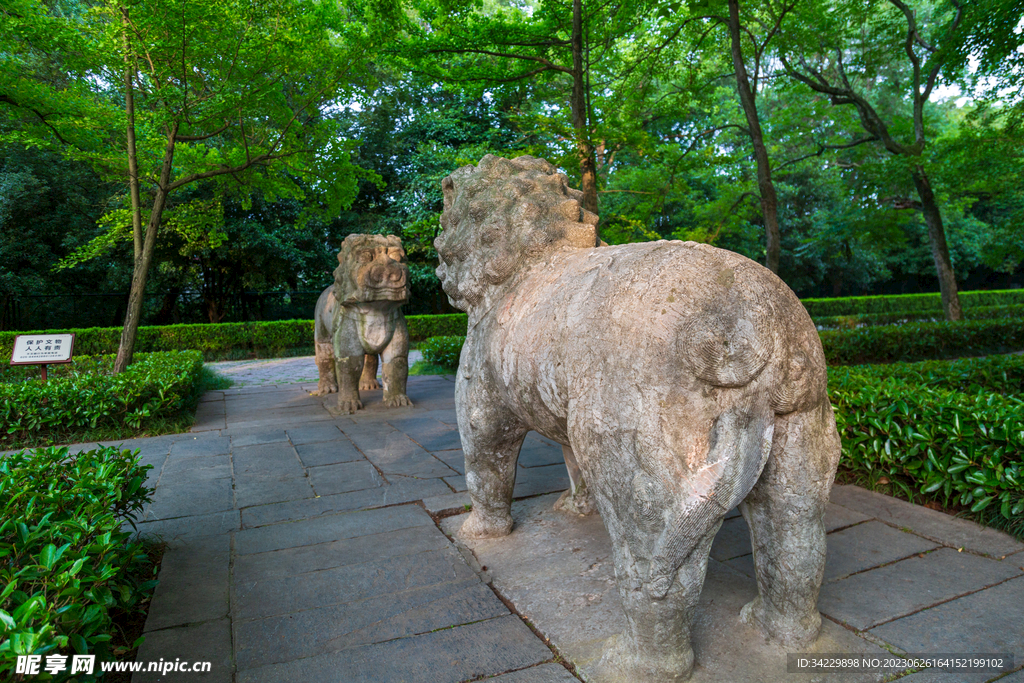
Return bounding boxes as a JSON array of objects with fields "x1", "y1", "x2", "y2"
[{"x1": 358, "y1": 251, "x2": 373, "y2": 263}]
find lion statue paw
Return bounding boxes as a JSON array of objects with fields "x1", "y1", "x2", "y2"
[
  {"x1": 383, "y1": 394, "x2": 412, "y2": 408},
  {"x1": 336, "y1": 398, "x2": 363, "y2": 414}
]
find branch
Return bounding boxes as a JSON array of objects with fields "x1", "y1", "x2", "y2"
[
  {"x1": 774, "y1": 135, "x2": 880, "y2": 172},
  {"x1": 166, "y1": 149, "x2": 303, "y2": 192},
  {"x1": 425, "y1": 46, "x2": 572, "y2": 75},
  {"x1": 176, "y1": 122, "x2": 230, "y2": 141},
  {"x1": 0, "y1": 94, "x2": 71, "y2": 145}
]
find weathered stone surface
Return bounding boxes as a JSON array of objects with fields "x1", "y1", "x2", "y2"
[
  {"x1": 133, "y1": 618, "x2": 232, "y2": 683},
  {"x1": 824, "y1": 501, "x2": 872, "y2": 532},
  {"x1": 311, "y1": 234, "x2": 412, "y2": 412},
  {"x1": 385, "y1": 416, "x2": 462, "y2": 451},
  {"x1": 818, "y1": 547, "x2": 1023, "y2": 630},
  {"x1": 232, "y1": 546, "x2": 478, "y2": 620},
  {"x1": 422, "y1": 491, "x2": 472, "y2": 514},
  {"x1": 235, "y1": 614, "x2": 551, "y2": 683},
  {"x1": 234, "y1": 579, "x2": 507, "y2": 669},
  {"x1": 294, "y1": 438, "x2": 364, "y2": 466},
  {"x1": 144, "y1": 535, "x2": 230, "y2": 631},
  {"x1": 435, "y1": 154, "x2": 843, "y2": 680},
  {"x1": 831, "y1": 485, "x2": 1024, "y2": 559},
  {"x1": 160, "y1": 454, "x2": 231, "y2": 477},
  {"x1": 431, "y1": 448, "x2": 466, "y2": 474},
  {"x1": 234, "y1": 505, "x2": 433, "y2": 554},
  {"x1": 870, "y1": 576, "x2": 1024, "y2": 654}
]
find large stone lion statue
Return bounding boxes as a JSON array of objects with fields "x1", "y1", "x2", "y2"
[
  {"x1": 435, "y1": 155, "x2": 841, "y2": 682},
  {"x1": 312, "y1": 234, "x2": 412, "y2": 413}
]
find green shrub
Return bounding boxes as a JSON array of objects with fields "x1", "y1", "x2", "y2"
[
  {"x1": 420, "y1": 336, "x2": 465, "y2": 369},
  {"x1": 802, "y1": 289, "x2": 1024, "y2": 318},
  {"x1": 0, "y1": 316, "x2": 465, "y2": 360},
  {"x1": 821, "y1": 318, "x2": 1024, "y2": 365},
  {"x1": 0, "y1": 351, "x2": 203, "y2": 447},
  {"x1": 813, "y1": 303, "x2": 1024, "y2": 329},
  {"x1": 832, "y1": 354, "x2": 1024, "y2": 395},
  {"x1": 829, "y1": 373, "x2": 1024, "y2": 530},
  {"x1": 0, "y1": 446, "x2": 157, "y2": 679},
  {"x1": 406, "y1": 314, "x2": 468, "y2": 341}
]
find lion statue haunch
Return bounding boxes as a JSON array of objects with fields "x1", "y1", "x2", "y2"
[
  {"x1": 435, "y1": 155, "x2": 841, "y2": 682},
  {"x1": 312, "y1": 234, "x2": 412, "y2": 413}
]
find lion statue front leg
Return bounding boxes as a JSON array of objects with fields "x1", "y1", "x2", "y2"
[{"x1": 380, "y1": 316, "x2": 412, "y2": 408}]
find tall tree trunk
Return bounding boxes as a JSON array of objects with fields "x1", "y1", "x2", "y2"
[
  {"x1": 570, "y1": 0, "x2": 599, "y2": 225},
  {"x1": 114, "y1": 124, "x2": 179, "y2": 373},
  {"x1": 121, "y1": 8, "x2": 143, "y2": 262},
  {"x1": 728, "y1": 0, "x2": 781, "y2": 273},
  {"x1": 911, "y1": 165, "x2": 963, "y2": 321}
]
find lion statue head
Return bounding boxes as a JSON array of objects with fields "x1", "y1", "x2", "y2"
[
  {"x1": 434, "y1": 154, "x2": 600, "y2": 311},
  {"x1": 333, "y1": 233, "x2": 410, "y2": 305}
]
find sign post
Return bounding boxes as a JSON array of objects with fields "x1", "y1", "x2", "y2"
[{"x1": 10, "y1": 334, "x2": 76, "y2": 381}]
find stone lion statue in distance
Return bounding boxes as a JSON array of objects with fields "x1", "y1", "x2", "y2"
[
  {"x1": 312, "y1": 233, "x2": 412, "y2": 413},
  {"x1": 434, "y1": 154, "x2": 841, "y2": 682}
]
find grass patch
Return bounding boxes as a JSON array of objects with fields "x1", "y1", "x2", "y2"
[{"x1": 409, "y1": 360, "x2": 457, "y2": 376}]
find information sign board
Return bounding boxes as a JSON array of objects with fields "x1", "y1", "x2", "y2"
[{"x1": 10, "y1": 334, "x2": 76, "y2": 365}]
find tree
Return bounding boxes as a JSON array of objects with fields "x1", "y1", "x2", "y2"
[
  {"x1": 778, "y1": 0, "x2": 967, "y2": 319},
  {"x1": 3, "y1": 0, "x2": 388, "y2": 369}
]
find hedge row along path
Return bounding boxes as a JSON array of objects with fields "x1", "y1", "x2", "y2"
[{"x1": 84, "y1": 369, "x2": 1024, "y2": 681}]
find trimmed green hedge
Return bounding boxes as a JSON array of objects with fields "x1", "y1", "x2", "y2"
[
  {"x1": 831, "y1": 354, "x2": 1024, "y2": 395},
  {"x1": 0, "y1": 315, "x2": 469, "y2": 361},
  {"x1": 1, "y1": 351, "x2": 203, "y2": 447},
  {"x1": 829, "y1": 367, "x2": 1023, "y2": 529},
  {"x1": 821, "y1": 318, "x2": 1024, "y2": 365},
  {"x1": 0, "y1": 446, "x2": 157, "y2": 678},
  {"x1": 814, "y1": 303, "x2": 1024, "y2": 329},
  {"x1": 802, "y1": 288, "x2": 1024, "y2": 318}
]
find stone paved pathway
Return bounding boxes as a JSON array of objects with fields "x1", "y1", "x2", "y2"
[
  {"x1": 61, "y1": 362, "x2": 1023, "y2": 682},
  {"x1": 206, "y1": 351, "x2": 424, "y2": 388}
]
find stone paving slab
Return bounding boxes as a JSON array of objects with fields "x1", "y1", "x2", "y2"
[
  {"x1": 133, "y1": 618, "x2": 233, "y2": 683},
  {"x1": 135, "y1": 510, "x2": 241, "y2": 541},
  {"x1": 818, "y1": 547, "x2": 1023, "y2": 630},
  {"x1": 232, "y1": 545, "x2": 479, "y2": 620},
  {"x1": 870, "y1": 576, "x2": 1024, "y2": 655},
  {"x1": 231, "y1": 525, "x2": 452, "y2": 584},
  {"x1": 232, "y1": 473, "x2": 314, "y2": 508},
  {"x1": 146, "y1": 478, "x2": 234, "y2": 520},
  {"x1": 307, "y1": 460, "x2": 383, "y2": 495},
  {"x1": 234, "y1": 505, "x2": 433, "y2": 554},
  {"x1": 293, "y1": 437, "x2": 365, "y2": 466},
  {"x1": 488, "y1": 663, "x2": 581, "y2": 682},
  {"x1": 144, "y1": 535, "x2": 230, "y2": 631},
  {"x1": 235, "y1": 614, "x2": 552, "y2": 683},
  {"x1": 831, "y1": 485, "x2": 1024, "y2": 559},
  {"x1": 239, "y1": 477, "x2": 451, "y2": 527},
  {"x1": 234, "y1": 578, "x2": 508, "y2": 670}
]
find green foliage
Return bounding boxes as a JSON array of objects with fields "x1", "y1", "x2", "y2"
[
  {"x1": 0, "y1": 317, "x2": 467, "y2": 360},
  {"x1": 821, "y1": 318, "x2": 1024, "y2": 365},
  {"x1": 829, "y1": 369, "x2": 1024, "y2": 535},
  {"x1": 0, "y1": 351, "x2": 203, "y2": 447},
  {"x1": 419, "y1": 336, "x2": 465, "y2": 370},
  {"x1": 406, "y1": 314, "x2": 468, "y2": 341},
  {"x1": 0, "y1": 445, "x2": 157, "y2": 678},
  {"x1": 803, "y1": 289, "x2": 1024, "y2": 318},
  {"x1": 831, "y1": 354, "x2": 1024, "y2": 395},
  {"x1": 814, "y1": 303, "x2": 1024, "y2": 329}
]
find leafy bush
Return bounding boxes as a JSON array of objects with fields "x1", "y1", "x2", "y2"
[
  {"x1": 802, "y1": 288, "x2": 1024, "y2": 318},
  {"x1": 0, "y1": 446, "x2": 157, "y2": 680},
  {"x1": 420, "y1": 336, "x2": 465, "y2": 369},
  {"x1": 0, "y1": 351, "x2": 203, "y2": 447},
  {"x1": 821, "y1": 318, "x2": 1024, "y2": 365},
  {"x1": 814, "y1": 303, "x2": 1024, "y2": 329},
  {"x1": 829, "y1": 372, "x2": 1024, "y2": 531}
]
